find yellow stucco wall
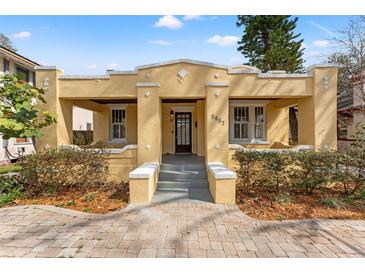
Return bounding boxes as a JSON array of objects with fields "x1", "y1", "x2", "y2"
[{"x1": 35, "y1": 61, "x2": 338, "y2": 168}]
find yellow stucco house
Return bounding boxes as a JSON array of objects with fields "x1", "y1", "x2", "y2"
[{"x1": 35, "y1": 59, "x2": 338, "y2": 204}]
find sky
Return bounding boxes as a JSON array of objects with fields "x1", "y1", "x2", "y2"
[{"x1": 0, "y1": 15, "x2": 357, "y2": 75}]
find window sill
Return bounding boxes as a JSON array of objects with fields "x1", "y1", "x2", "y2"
[
  {"x1": 230, "y1": 140, "x2": 269, "y2": 145},
  {"x1": 108, "y1": 139, "x2": 127, "y2": 144},
  {"x1": 14, "y1": 142, "x2": 33, "y2": 145}
]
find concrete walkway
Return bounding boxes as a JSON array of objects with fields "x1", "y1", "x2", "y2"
[{"x1": 1, "y1": 202, "x2": 365, "y2": 258}]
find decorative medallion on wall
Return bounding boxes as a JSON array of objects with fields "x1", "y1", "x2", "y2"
[
  {"x1": 177, "y1": 68, "x2": 188, "y2": 84},
  {"x1": 42, "y1": 77, "x2": 49, "y2": 90},
  {"x1": 145, "y1": 72, "x2": 152, "y2": 79}
]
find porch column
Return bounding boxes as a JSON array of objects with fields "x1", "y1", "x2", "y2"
[
  {"x1": 205, "y1": 82, "x2": 230, "y2": 166},
  {"x1": 297, "y1": 65, "x2": 338, "y2": 150},
  {"x1": 35, "y1": 67, "x2": 73, "y2": 149},
  {"x1": 136, "y1": 83, "x2": 161, "y2": 165}
]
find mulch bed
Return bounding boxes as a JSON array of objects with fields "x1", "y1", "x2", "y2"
[
  {"x1": 237, "y1": 186, "x2": 365, "y2": 221},
  {"x1": 14, "y1": 182, "x2": 129, "y2": 214}
]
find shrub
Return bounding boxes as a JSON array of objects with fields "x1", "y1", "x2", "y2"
[
  {"x1": 289, "y1": 151, "x2": 335, "y2": 194},
  {"x1": 19, "y1": 146, "x2": 110, "y2": 196},
  {"x1": 321, "y1": 195, "x2": 346, "y2": 210},
  {"x1": 233, "y1": 150, "x2": 263, "y2": 192},
  {"x1": 0, "y1": 175, "x2": 24, "y2": 206}
]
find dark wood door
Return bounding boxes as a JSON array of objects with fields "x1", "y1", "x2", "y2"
[{"x1": 175, "y1": 112, "x2": 192, "y2": 153}]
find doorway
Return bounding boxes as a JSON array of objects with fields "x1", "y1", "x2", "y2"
[{"x1": 175, "y1": 112, "x2": 192, "y2": 153}]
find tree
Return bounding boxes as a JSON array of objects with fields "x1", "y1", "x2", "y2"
[
  {"x1": 0, "y1": 73, "x2": 56, "y2": 148},
  {"x1": 236, "y1": 16, "x2": 304, "y2": 144},
  {"x1": 0, "y1": 33, "x2": 17, "y2": 52},
  {"x1": 236, "y1": 16, "x2": 304, "y2": 73},
  {"x1": 334, "y1": 17, "x2": 365, "y2": 104},
  {"x1": 327, "y1": 52, "x2": 353, "y2": 96}
]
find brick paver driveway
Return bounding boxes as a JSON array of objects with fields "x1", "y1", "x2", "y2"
[{"x1": 1, "y1": 202, "x2": 365, "y2": 258}]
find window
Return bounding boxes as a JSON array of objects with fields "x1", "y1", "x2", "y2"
[
  {"x1": 110, "y1": 107, "x2": 126, "y2": 142},
  {"x1": 230, "y1": 103, "x2": 266, "y2": 143},
  {"x1": 233, "y1": 106, "x2": 249, "y2": 140},
  {"x1": 3, "y1": 59, "x2": 9, "y2": 72},
  {"x1": 15, "y1": 66, "x2": 29, "y2": 81}
]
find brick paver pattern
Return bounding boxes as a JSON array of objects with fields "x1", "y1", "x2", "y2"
[{"x1": 1, "y1": 203, "x2": 365, "y2": 258}]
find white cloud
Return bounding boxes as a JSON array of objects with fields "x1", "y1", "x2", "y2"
[
  {"x1": 207, "y1": 35, "x2": 239, "y2": 46},
  {"x1": 12, "y1": 31, "x2": 31, "y2": 39},
  {"x1": 154, "y1": 15, "x2": 183, "y2": 29},
  {"x1": 148, "y1": 40, "x2": 173, "y2": 46},
  {"x1": 86, "y1": 64, "x2": 97, "y2": 69},
  {"x1": 306, "y1": 50, "x2": 322, "y2": 57},
  {"x1": 106, "y1": 63, "x2": 119, "y2": 70},
  {"x1": 183, "y1": 15, "x2": 204, "y2": 21},
  {"x1": 313, "y1": 40, "x2": 330, "y2": 47},
  {"x1": 309, "y1": 21, "x2": 334, "y2": 37}
]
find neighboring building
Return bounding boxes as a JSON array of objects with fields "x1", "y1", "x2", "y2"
[
  {"x1": 34, "y1": 60, "x2": 338, "y2": 198},
  {"x1": 72, "y1": 106, "x2": 93, "y2": 131},
  {"x1": 0, "y1": 46, "x2": 39, "y2": 164},
  {"x1": 337, "y1": 71, "x2": 365, "y2": 151}
]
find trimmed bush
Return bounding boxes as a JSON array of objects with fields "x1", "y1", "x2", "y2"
[
  {"x1": 0, "y1": 175, "x2": 24, "y2": 206},
  {"x1": 19, "y1": 147, "x2": 110, "y2": 196}
]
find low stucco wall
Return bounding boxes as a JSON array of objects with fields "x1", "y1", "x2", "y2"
[{"x1": 107, "y1": 146, "x2": 137, "y2": 182}]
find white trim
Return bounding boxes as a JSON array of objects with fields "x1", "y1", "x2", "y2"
[
  {"x1": 206, "y1": 82, "x2": 229, "y2": 87},
  {"x1": 108, "y1": 70, "x2": 138, "y2": 75},
  {"x1": 136, "y1": 82, "x2": 160, "y2": 87},
  {"x1": 228, "y1": 144, "x2": 314, "y2": 152},
  {"x1": 129, "y1": 162, "x2": 159, "y2": 179},
  {"x1": 35, "y1": 66, "x2": 58, "y2": 70},
  {"x1": 207, "y1": 162, "x2": 237, "y2": 180},
  {"x1": 108, "y1": 105, "x2": 127, "y2": 143},
  {"x1": 136, "y1": 59, "x2": 230, "y2": 70},
  {"x1": 229, "y1": 103, "x2": 267, "y2": 143}
]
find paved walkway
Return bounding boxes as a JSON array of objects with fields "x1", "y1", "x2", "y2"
[{"x1": 1, "y1": 202, "x2": 365, "y2": 258}]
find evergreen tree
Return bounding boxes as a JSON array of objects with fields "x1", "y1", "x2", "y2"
[
  {"x1": 236, "y1": 16, "x2": 304, "y2": 73},
  {"x1": 0, "y1": 33, "x2": 17, "y2": 52}
]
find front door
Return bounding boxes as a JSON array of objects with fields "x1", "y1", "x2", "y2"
[{"x1": 175, "y1": 112, "x2": 192, "y2": 153}]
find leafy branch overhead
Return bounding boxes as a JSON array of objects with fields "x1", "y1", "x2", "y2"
[
  {"x1": 0, "y1": 73, "x2": 56, "y2": 140},
  {"x1": 236, "y1": 15, "x2": 304, "y2": 73}
]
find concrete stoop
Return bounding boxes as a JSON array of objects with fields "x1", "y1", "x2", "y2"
[{"x1": 151, "y1": 156, "x2": 213, "y2": 203}]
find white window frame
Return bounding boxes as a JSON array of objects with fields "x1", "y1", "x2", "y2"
[
  {"x1": 229, "y1": 100, "x2": 268, "y2": 144},
  {"x1": 108, "y1": 104, "x2": 127, "y2": 143}
]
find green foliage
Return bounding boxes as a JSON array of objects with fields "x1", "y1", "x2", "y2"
[
  {"x1": 0, "y1": 164, "x2": 22, "y2": 174},
  {"x1": 321, "y1": 195, "x2": 346, "y2": 210},
  {"x1": 73, "y1": 131, "x2": 93, "y2": 146},
  {"x1": 67, "y1": 200, "x2": 76, "y2": 206},
  {"x1": 290, "y1": 151, "x2": 335, "y2": 194},
  {"x1": 236, "y1": 15, "x2": 304, "y2": 73},
  {"x1": 19, "y1": 146, "x2": 110, "y2": 196},
  {"x1": 0, "y1": 175, "x2": 24, "y2": 206},
  {"x1": 84, "y1": 193, "x2": 95, "y2": 202},
  {"x1": 0, "y1": 33, "x2": 17, "y2": 52},
  {"x1": 0, "y1": 73, "x2": 56, "y2": 140},
  {"x1": 275, "y1": 192, "x2": 291, "y2": 206}
]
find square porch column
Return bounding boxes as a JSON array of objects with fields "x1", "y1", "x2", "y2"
[
  {"x1": 136, "y1": 83, "x2": 161, "y2": 165},
  {"x1": 205, "y1": 82, "x2": 230, "y2": 166},
  {"x1": 298, "y1": 64, "x2": 338, "y2": 150},
  {"x1": 35, "y1": 67, "x2": 73, "y2": 149}
]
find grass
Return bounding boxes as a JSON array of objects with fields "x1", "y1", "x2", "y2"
[{"x1": 0, "y1": 164, "x2": 21, "y2": 175}]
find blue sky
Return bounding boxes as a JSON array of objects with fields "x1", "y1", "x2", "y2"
[{"x1": 0, "y1": 15, "x2": 356, "y2": 74}]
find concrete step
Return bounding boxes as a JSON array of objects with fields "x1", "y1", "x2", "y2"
[
  {"x1": 160, "y1": 163, "x2": 206, "y2": 172},
  {"x1": 157, "y1": 180, "x2": 209, "y2": 190},
  {"x1": 159, "y1": 170, "x2": 207, "y2": 180}
]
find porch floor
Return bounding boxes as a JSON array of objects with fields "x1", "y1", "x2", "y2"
[{"x1": 151, "y1": 154, "x2": 213, "y2": 204}]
